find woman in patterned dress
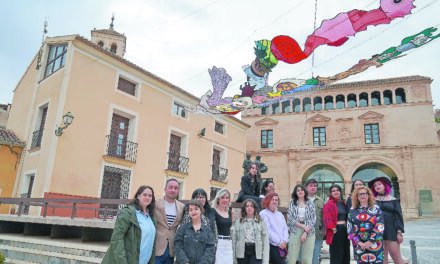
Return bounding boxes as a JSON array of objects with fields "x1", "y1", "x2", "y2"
[{"x1": 348, "y1": 186, "x2": 385, "y2": 263}]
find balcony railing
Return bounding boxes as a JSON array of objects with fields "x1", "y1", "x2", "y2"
[
  {"x1": 167, "y1": 152, "x2": 189, "y2": 174},
  {"x1": 105, "y1": 135, "x2": 138, "y2": 163},
  {"x1": 211, "y1": 165, "x2": 228, "y2": 183},
  {"x1": 30, "y1": 129, "x2": 44, "y2": 149}
]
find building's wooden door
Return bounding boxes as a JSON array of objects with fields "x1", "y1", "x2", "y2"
[
  {"x1": 109, "y1": 114, "x2": 129, "y2": 159},
  {"x1": 168, "y1": 134, "x2": 181, "y2": 172}
]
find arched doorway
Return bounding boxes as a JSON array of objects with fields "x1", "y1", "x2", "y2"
[
  {"x1": 352, "y1": 163, "x2": 400, "y2": 198},
  {"x1": 303, "y1": 164, "x2": 344, "y2": 201}
]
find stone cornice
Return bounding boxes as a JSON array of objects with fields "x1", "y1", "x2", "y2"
[
  {"x1": 255, "y1": 117, "x2": 279, "y2": 126},
  {"x1": 358, "y1": 111, "x2": 384, "y2": 120},
  {"x1": 307, "y1": 114, "x2": 331, "y2": 123}
]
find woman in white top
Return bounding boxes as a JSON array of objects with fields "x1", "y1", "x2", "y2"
[{"x1": 286, "y1": 184, "x2": 316, "y2": 264}]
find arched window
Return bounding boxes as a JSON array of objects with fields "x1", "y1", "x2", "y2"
[
  {"x1": 371, "y1": 91, "x2": 381, "y2": 106},
  {"x1": 303, "y1": 97, "x2": 311, "y2": 112},
  {"x1": 282, "y1": 100, "x2": 290, "y2": 113},
  {"x1": 347, "y1": 94, "x2": 357, "y2": 108},
  {"x1": 336, "y1": 94, "x2": 345, "y2": 109},
  {"x1": 272, "y1": 102, "x2": 280, "y2": 114},
  {"x1": 325, "y1": 96, "x2": 334, "y2": 110},
  {"x1": 359, "y1": 93, "x2": 369, "y2": 107},
  {"x1": 313, "y1": 96, "x2": 322, "y2": 111},
  {"x1": 303, "y1": 164, "x2": 345, "y2": 201},
  {"x1": 110, "y1": 43, "x2": 117, "y2": 54},
  {"x1": 98, "y1": 41, "x2": 104, "y2": 48},
  {"x1": 395, "y1": 88, "x2": 406, "y2": 104},
  {"x1": 383, "y1": 90, "x2": 393, "y2": 105},
  {"x1": 352, "y1": 163, "x2": 399, "y2": 198},
  {"x1": 293, "y1": 98, "x2": 301, "y2": 112}
]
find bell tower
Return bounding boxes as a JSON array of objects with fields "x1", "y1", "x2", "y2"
[{"x1": 91, "y1": 15, "x2": 127, "y2": 57}]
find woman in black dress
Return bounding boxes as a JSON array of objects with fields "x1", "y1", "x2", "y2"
[
  {"x1": 236, "y1": 162, "x2": 262, "y2": 208},
  {"x1": 368, "y1": 177, "x2": 404, "y2": 264},
  {"x1": 346, "y1": 179, "x2": 365, "y2": 210}
]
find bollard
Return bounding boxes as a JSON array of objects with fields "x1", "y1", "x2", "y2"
[{"x1": 410, "y1": 240, "x2": 417, "y2": 264}]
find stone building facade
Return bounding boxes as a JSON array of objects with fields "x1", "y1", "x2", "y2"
[{"x1": 242, "y1": 76, "x2": 440, "y2": 217}]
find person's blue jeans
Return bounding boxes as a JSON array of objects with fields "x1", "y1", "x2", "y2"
[
  {"x1": 298, "y1": 238, "x2": 323, "y2": 264},
  {"x1": 155, "y1": 244, "x2": 174, "y2": 264}
]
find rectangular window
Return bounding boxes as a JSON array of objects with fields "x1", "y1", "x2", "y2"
[
  {"x1": 214, "y1": 121, "x2": 224, "y2": 134},
  {"x1": 364, "y1": 124, "x2": 380, "y2": 144},
  {"x1": 313, "y1": 127, "x2": 326, "y2": 146},
  {"x1": 261, "y1": 106, "x2": 269, "y2": 115},
  {"x1": 173, "y1": 103, "x2": 186, "y2": 118},
  {"x1": 44, "y1": 44, "x2": 68, "y2": 77},
  {"x1": 261, "y1": 130, "x2": 273, "y2": 148},
  {"x1": 117, "y1": 77, "x2": 136, "y2": 96}
]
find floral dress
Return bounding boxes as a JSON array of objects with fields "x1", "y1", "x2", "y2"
[{"x1": 347, "y1": 204, "x2": 385, "y2": 263}]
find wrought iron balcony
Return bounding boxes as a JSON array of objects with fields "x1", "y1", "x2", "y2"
[
  {"x1": 30, "y1": 129, "x2": 44, "y2": 149},
  {"x1": 105, "y1": 134, "x2": 138, "y2": 163},
  {"x1": 211, "y1": 165, "x2": 228, "y2": 183},
  {"x1": 167, "y1": 152, "x2": 189, "y2": 174}
]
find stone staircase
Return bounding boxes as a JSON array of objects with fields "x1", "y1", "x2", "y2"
[{"x1": 0, "y1": 234, "x2": 108, "y2": 264}]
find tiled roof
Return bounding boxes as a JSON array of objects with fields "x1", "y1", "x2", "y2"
[
  {"x1": 0, "y1": 128, "x2": 25, "y2": 146},
  {"x1": 92, "y1": 28, "x2": 125, "y2": 37}
]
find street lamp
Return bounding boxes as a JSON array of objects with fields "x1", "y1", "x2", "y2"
[{"x1": 55, "y1": 112, "x2": 74, "y2": 136}]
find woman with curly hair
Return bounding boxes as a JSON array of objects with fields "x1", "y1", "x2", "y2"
[
  {"x1": 348, "y1": 186, "x2": 385, "y2": 263},
  {"x1": 232, "y1": 199, "x2": 269, "y2": 264}
]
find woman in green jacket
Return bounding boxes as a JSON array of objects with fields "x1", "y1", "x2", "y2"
[{"x1": 102, "y1": 185, "x2": 157, "y2": 264}]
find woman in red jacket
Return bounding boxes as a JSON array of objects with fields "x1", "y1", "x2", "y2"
[{"x1": 323, "y1": 184, "x2": 350, "y2": 264}]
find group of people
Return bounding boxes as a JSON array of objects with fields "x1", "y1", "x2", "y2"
[{"x1": 102, "y1": 162, "x2": 405, "y2": 264}]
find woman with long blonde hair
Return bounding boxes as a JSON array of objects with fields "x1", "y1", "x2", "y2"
[{"x1": 211, "y1": 189, "x2": 233, "y2": 263}]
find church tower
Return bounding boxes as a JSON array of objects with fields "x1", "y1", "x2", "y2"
[{"x1": 91, "y1": 15, "x2": 126, "y2": 57}]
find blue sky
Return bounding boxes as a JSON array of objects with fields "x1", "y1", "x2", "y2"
[{"x1": 1, "y1": 0, "x2": 440, "y2": 109}]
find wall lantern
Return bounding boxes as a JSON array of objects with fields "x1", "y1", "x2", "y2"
[{"x1": 55, "y1": 112, "x2": 74, "y2": 136}]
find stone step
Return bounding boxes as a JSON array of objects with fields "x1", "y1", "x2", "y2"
[
  {"x1": 0, "y1": 237, "x2": 105, "y2": 259},
  {"x1": 0, "y1": 244, "x2": 102, "y2": 264},
  {"x1": 5, "y1": 259, "x2": 39, "y2": 264},
  {"x1": 0, "y1": 234, "x2": 108, "y2": 264}
]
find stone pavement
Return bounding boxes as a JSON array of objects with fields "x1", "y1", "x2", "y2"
[{"x1": 399, "y1": 217, "x2": 440, "y2": 264}]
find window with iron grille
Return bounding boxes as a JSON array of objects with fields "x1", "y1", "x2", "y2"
[
  {"x1": 364, "y1": 123, "x2": 380, "y2": 144},
  {"x1": 173, "y1": 103, "x2": 186, "y2": 118},
  {"x1": 117, "y1": 77, "x2": 136, "y2": 96},
  {"x1": 313, "y1": 127, "x2": 326, "y2": 146},
  {"x1": 44, "y1": 44, "x2": 67, "y2": 77},
  {"x1": 261, "y1": 130, "x2": 273, "y2": 148},
  {"x1": 214, "y1": 121, "x2": 224, "y2": 134}
]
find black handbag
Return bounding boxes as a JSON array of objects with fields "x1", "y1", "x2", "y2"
[{"x1": 245, "y1": 242, "x2": 256, "y2": 255}]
